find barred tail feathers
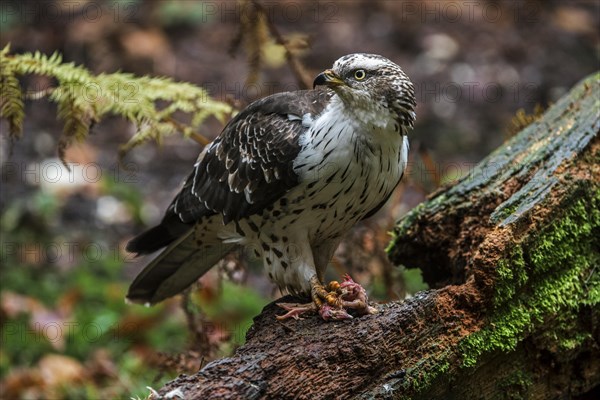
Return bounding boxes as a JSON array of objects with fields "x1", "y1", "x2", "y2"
[{"x1": 127, "y1": 229, "x2": 235, "y2": 304}]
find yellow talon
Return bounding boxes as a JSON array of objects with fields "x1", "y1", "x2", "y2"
[
  {"x1": 277, "y1": 275, "x2": 373, "y2": 321},
  {"x1": 325, "y1": 293, "x2": 339, "y2": 306},
  {"x1": 327, "y1": 280, "x2": 340, "y2": 292}
]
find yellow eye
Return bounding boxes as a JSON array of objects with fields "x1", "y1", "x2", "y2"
[{"x1": 354, "y1": 69, "x2": 366, "y2": 80}]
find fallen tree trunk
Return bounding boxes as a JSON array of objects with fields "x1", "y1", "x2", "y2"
[{"x1": 156, "y1": 73, "x2": 599, "y2": 399}]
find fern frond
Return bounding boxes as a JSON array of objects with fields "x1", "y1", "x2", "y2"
[
  {"x1": 0, "y1": 46, "x2": 234, "y2": 164},
  {"x1": 0, "y1": 45, "x2": 25, "y2": 142},
  {"x1": 56, "y1": 92, "x2": 95, "y2": 163}
]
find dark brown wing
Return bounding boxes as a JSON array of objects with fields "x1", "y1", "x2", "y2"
[{"x1": 127, "y1": 89, "x2": 331, "y2": 254}]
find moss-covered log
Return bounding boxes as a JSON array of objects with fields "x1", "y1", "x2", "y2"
[{"x1": 156, "y1": 73, "x2": 599, "y2": 399}]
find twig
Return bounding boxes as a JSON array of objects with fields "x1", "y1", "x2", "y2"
[
  {"x1": 165, "y1": 117, "x2": 211, "y2": 146},
  {"x1": 189, "y1": 132, "x2": 211, "y2": 146},
  {"x1": 250, "y1": 0, "x2": 313, "y2": 90},
  {"x1": 181, "y1": 288, "x2": 212, "y2": 356}
]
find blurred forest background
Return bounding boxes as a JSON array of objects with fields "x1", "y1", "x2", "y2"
[{"x1": 1, "y1": 0, "x2": 598, "y2": 398}]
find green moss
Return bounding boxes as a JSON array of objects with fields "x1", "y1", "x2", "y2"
[
  {"x1": 397, "y1": 353, "x2": 451, "y2": 395},
  {"x1": 492, "y1": 202, "x2": 520, "y2": 224},
  {"x1": 493, "y1": 247, "x2": 527, "y2": 308},
  {"x1": 585, "y1": 266, "x2": 600, "y2": 305},
  {"x1": 387, "y1": 193, "x2": 449, "y2": 253},
  {"x1": 386, "y1": 202, "x2": 428, "y2": 250},
  {"x1": 494, "y1": 370, "x2": 533, "y2": 400},
  {"x1": 460, "y1": 186, "x2": 600, "y2": 367},
  {"x1": 537, "y1": 310, "x2": 595, "y2": 352}
]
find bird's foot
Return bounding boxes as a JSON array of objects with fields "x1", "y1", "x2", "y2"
[
  {"x1": 276, "y1": 275, "x2": 377, "y2": 321},
  {"x1": 276, "y1": 302, "x2": 317, "y2": 320}
]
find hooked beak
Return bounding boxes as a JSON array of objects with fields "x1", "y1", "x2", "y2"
[{"x1": 313, "y1": 69, "x2": 345, "y2": 89}]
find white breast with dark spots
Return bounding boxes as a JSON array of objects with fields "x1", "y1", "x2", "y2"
[
  {"x1": 215, "y1": 97, "x2": 408, "y2": 294},
  {"x1": 290, "y1": 101, "x2": 408, "y2": 241}
]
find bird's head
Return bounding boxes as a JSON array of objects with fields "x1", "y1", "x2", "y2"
[{"x1": 314, "y1": 53, "x2": 416, "y2": 129}]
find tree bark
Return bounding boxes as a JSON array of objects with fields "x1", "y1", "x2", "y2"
[{"x1": 156, "y1": 73, "x2": 599, "y2": 400}]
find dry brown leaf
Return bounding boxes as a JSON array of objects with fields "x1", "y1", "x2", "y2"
[
  {"x1": 38, "y1": 354, "x2": 86, "y2": 387},
  {"x1": 119, "y1": 28, "x2": 171, "y2": 60},
  {"x1": 1, "y1": 291, "x2": 71, "y2": 350},
  {"x1": 0, "y1": 368, "x2": 44, "y2": 399},
  {"x1": 553, "y1": 7, "x2": 597, "y2": 34}
]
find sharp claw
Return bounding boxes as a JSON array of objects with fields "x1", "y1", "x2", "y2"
[
  {"x1": 276, "y1": 275, "x2": 377, "y2": 321},
  {"x1": 277, "y1": 302, "x2": 306, "y2": 310},
  {"x1": 325, "y1": 293, "x2": 341, "y2": 307},
  {"x1": 276, "y1": 302, "x2": 317, "y2": 320},
  {"x1": 276, "y1": 310, "x2": 304, "y2": 320}
]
